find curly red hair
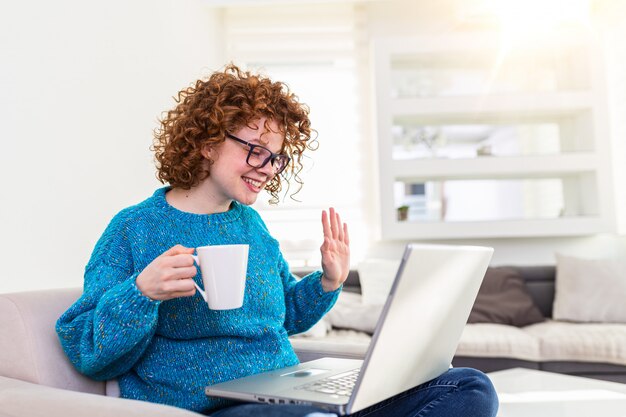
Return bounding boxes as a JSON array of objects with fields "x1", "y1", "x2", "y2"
[{"x1": 152, "y1": 64, "x2": 316, "y2": 204}]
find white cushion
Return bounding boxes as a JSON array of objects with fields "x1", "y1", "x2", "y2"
[
  {"x1": 296, "y1": 292, "x2": 384, "y2": 337},
  {"x1": 455, "y1": 323, "x2": 541, "y2": 362},
  {"x1": 357, "y1": 258, "x2": 400, "y2": 305},
  {"x1": 553, "y1": 254, "x2": 626, "y2": 323},
  {"x1": 290, "y1": 330, "x2": 371, "y2": 359},
  {"x1": 293, "y1": 321, "x2": 626, "y2": 365},
  {"x1": 525, "y1": 320, "x2": 626, "y2": 366},
  {"x1": 325, "y1": 292, "x2": 383, "y2": 334}
]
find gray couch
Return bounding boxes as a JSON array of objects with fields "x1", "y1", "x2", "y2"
[
  {"x1": 292, "y1": 267, "x2": 626, "y2": 384},
  {"x1": 455, "y1": 266, "x2": 626, "y2": 382}
]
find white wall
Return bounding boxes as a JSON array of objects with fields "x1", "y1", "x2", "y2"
[
  {"x1": 0, "y1": 0, "x2": 222, "y2": 293},
  {"x1": 599, "y1": 0, "x2": 626, "y2": 235}
]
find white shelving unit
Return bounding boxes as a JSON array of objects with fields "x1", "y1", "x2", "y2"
[{"x1": 372, "y1": 33, "x2": 616, "y2": 240}]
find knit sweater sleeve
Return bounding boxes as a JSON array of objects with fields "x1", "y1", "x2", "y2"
[
  {"x1": 242, "y1": 205, "x2": 341, "y2": 335},
  {"x1": 55, "y1": 213, "x2": 160, "y2": 381},
  {"x1": 278, "y1": 254, "x2": 341, "y2": 336}
]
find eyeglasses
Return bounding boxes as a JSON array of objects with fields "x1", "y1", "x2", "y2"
[{"x1": 226, "y1": 133, "x2": 291, "y2": 175}]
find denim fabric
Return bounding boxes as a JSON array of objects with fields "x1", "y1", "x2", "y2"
[
  {"x1": 208, "y1": 368, "x2": 498, "y2": 417},
  {"x1": 210, "y1": 405, "x2": 336, "y2": 417}
]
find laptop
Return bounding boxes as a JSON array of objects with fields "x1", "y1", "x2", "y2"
[{"x1": 205, "y1": 243, "x2": 493, "y2": 415}]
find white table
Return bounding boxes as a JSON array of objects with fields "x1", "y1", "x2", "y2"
[{"x1": 488, "y1": 368, "x2": 626, "y2": 417}]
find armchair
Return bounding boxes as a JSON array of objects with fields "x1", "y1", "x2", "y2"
[{"x1": 0, "y1": 288, "x2": 201, "y2": 416}]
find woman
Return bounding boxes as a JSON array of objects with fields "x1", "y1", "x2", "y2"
[{"x1": 56, "y1": 64, "x2": 498, "y2": 417}]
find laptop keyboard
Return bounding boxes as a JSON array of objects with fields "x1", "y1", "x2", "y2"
[{"x1": 295, "y1": 368, "x2": 360, "y2": 396}]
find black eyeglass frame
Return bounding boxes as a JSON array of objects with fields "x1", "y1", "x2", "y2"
[{"x1": 226, "y1": 133, "x2": 291, "y2": 175}]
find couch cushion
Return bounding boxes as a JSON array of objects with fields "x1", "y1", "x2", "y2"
[
  {"x1": 357, "y1": 258, "x2": 400, "y2": 305},
  {"x1": 455, "y1": 323, "x2": 541, "y2": 362},
  {"x1": 468, "y1": 267, "x2": 544, "y2": 327},
  {"x1": 524, "y1": 320, "x2": 626, "y2": 366},
  {"x1": 295, "y1": 292, "x2": 383, "y2": 337},
  {"x1": 293, "y1": 324, "x2": 543, "y2": 363},
  {"x1": 290, "y1": 329, "x2": 371, "y2": 360},
  {"x1": 553, "y1": 254, "x2": 626, "y2": 323},
  {"x1": 325, "y1": 292, "x2": 383, "y2": 334},
  {"x1": 0, "y1": 288, "x2": 105, "y2": 395},
  {"x1": 511, "y1": 266, "x2": 556, "y2": 318}
]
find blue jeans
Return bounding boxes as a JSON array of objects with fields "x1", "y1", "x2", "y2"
[{"x1": 209, "y1": 367, "x2": 498, "y2": 417}]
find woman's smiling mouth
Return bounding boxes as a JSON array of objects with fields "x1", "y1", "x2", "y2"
[{"x1": 243, "y1": 176, "x2": 263, "y2": 191}]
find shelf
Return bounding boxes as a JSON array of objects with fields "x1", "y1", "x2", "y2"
[
  {"x1": 384, "y1": 217, "x2": 611, "y2": 240},
  {"x1": 375, "y1": 32, "x2": 591, "y2": 55},
  {"x1": 373, "y1": 32, "x2": 615, "y2": 239},
  {"x1": 388, "y1": 92, "x2": 593, "y2": 119},
  {"x1": 389, "y1": 153, "x2": 598, "y2": 181}
]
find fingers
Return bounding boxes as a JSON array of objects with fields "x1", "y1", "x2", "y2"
[
  {"x1": 163, "y1": 244, "x2": 195, "y2": 256},
  {"x1": 137, "y1": 245, "x2": 200, "y2": 301},
  {"x1": 156, "y1": 278, "x2": 197, "y2": 300},
  {"x1": 169, "y1": 266, "x2": 198, "y2": 280},
  {"x1": 321, "y1": 208, "x2": 349, "y2": 244},
  {"x1": 322, "y1": 210, "x2": 332, "y2": 238},
  {"x1": 163, "y1": 277, "x2": 196, "y2": 294},
  {"x1": 335, "y1": 211, "x2": 344, "y2": 242},
  {"x1": 320, "y1": 235, "x2": 331, "y2": 253},
  {"x1": 168, "y1": 253, "x2": 195, "y2": 268},
  {"x1": 322, "y1": 207, "x2": 339, "y2": 239},
  {"x1": 160, "y1": 246, "x2": 196, "y2": 275},
  {"x1": 327, "y1": 208, "x2": 335, "y2": 239}
]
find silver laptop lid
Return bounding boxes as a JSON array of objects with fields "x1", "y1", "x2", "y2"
[{"x1": 347, "y1": 243, "x2": 493, "y2": 413}]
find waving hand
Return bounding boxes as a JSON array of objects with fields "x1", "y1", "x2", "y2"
[{"x1": 320, "y1": 207, "x2": 350, "y2": 292}]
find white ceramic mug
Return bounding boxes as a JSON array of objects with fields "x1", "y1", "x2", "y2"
[{"x1": 192, "y1": 244, "x2": 249, "y2": 310}]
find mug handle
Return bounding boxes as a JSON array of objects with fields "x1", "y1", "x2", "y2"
[{"x1": 191, "y1": 255, "x2": 207, "y2": 302}]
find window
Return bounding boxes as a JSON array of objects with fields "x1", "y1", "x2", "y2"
[{"x1": 222, "y1": 3, "x2": 369, "y2": 267}]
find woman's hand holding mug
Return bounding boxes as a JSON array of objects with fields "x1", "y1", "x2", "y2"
[{"x1": 136, "y1": 245, "x2": 197, "y2": 301}]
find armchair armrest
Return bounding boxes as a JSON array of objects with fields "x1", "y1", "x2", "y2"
[
  {"x1": 0, "y1": 376, "x2": 202, "y2": 417},
  {"x1": 0, "y1": 288, "x2": 105, "y2": 394}
]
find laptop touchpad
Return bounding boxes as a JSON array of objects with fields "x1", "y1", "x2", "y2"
[{"x1": 281, "y1": 368, "x2": 328, "y2": 378}]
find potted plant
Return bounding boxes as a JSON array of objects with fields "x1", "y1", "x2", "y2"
[{"x1": 397, "y1": 205, "x2": 409, "y2": 221}]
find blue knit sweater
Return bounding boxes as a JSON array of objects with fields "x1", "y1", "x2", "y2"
[{"x1": 56, "y1": 187, "x2": 340, "y2": 413}]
